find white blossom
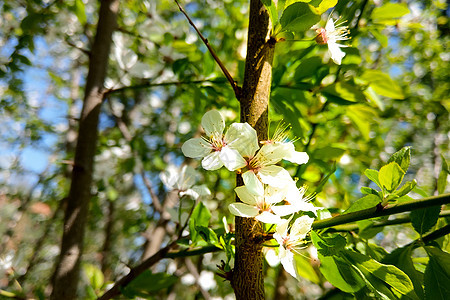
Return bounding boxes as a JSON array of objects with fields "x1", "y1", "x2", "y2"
[
  {"x1": 273, "y1": 216, "x2": 314, "y2": 279},
  {"x1": 316, "y1": 17, "x2": 351, "y2": 65},
  {"x1": 181, "y1": 110, "x2": 259, "y2": 171}
]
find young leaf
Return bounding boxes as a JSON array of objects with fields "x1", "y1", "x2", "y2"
[
  {"x1": 83, "y1": 264, "x2": 104, "y2": 291},
  {"x1": 424, "y1": 246, "x2": 450, "y2": 300},
  {"x1": 394, "y1": 180, "x2": 417, "y2": 198},
  {"x1": 388, "y1": 147, "x2": 411, "y2": 173},
  {"x1": 343, "y1": 250, "x2": 419, "y2": 299},
  {"x1": 360, "y1": 186, "x2": 380, "y2": 196},
  {"x1": 365, "y1": 169, "x2": 381, "y2": 188},
  {"x1": 279, "y1": 3, "x2": 320, "y2": 33},
  {"x1": 410, "y1": 205, "x2": 441, "y2": 235},
  {"x1": 378, "y1": 162, "x2": 405, "y2": 193}
]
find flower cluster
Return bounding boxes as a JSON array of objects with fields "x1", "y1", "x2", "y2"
[{"x1": 182, "y1": 110, "x2": 319, "y2": 279}]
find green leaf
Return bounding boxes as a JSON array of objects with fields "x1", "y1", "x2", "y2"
[
  {"x1": 387, "y1": 147, "x2": 411, "y2": 173},
  {"x1": 313, "y1": 145, "x2": 347, "y2": 160},
  {"x1": 394, "y1": 180, "x2": 417, "y2": 198},
  {"x1": 318, "y1": 253, "x2": 366, "y2": 293},
  {"x1": 410, "y1": 205, "x2": 441, "y2": 235},
  {"x1": 308, "y1": 0, "x2": 338, "y2": 15},
  {"x1": 261, "y1": 0, "x2": 279, "y2": 28},
  {"x1": 369, "y1": 27, "x2": 388, "y2": 48},
  {"x1": 365, "y1": 169, "x2": 381, "y2": 188},
  {"x1": 195, "y1": 225, "x2": 219, "y2": 246},
  {"x1": 382, "y1": 246, "x2": 424, "y2": 298},
  {"x1": 437, "y1": 155, "x2": 449, "y2": 194},
  {"x1": 294, "y1": 56, "x2": 323, "y2": 81},
  {"x1": 357, "y1": 220, "x2": 383, "y2": 240},
  {"x1": 361, "y1": 70, "x2": 405, "y2": 99},
  {"x1": 344, "y1": 194, "x2": 382, "y2": 214},
  {"x1": 83, "y1": 264, "x2": 104, "y2": 291},
  {"x1": 343, "y1": 250, "x2": 419, "y2": 299},
  {"x1": 122, "y1": 271, "x2": 178, "y2": 297},
  {"x1": 424, "y1": 247, "x2": 450, "y2": 300},
  {"x1": 280, "y1": 3, "x2": 320, "y2": 33},
  {"x1": 346, "y1": 105, "x2": 377, "y2": 140},
  {"x1": 311, "y1": 231, "x2": 346, "y2": 256},
  {"x1": 189, "y1": 202, "x2": 211, "y2": 242},
  {"x1": 322, "y1": 82, "x2": 366, "y2": 104},
  {"x1": 378, "y1": 162, "x2": 405, "y2": 193},
  {"x1": 294, "y1": 254, "x2": 320, "y2": 283},
  {"x1": 73, "y1": 0, "x2": 87, "y2": 25},
  {"x1": 371, "y1": 3, "x2": 410, "y2": 25},
  {"x1": 360, "y1": 186, "x2": 381, "y2": 197}
]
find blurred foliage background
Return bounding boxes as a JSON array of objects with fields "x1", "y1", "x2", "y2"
[{"x1": 0, "y1": 0, "x2": 448, "y2": 299}]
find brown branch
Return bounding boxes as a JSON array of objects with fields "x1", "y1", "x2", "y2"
[
  {"x1": 173, "y1": 0, "x2": 241, "y2": 98},
  {"x1": 50, "y1": 1, "x2": 119, "y2": 299},
  {"x1": 97, "y1": 240, "x2": 178, "y2": 300}
]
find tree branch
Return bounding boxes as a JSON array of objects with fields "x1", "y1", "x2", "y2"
[
  {"x1": 97, "y1": 242, "x2": 221, "y2": 300},
  {"x1": 173, "y1": 0, "x2": 241, "y2": 98},
  {"x1": 312, "y1": 193, "x2": 450, "y2": 230},
  {"x1": 327, "y1": 210, "x2": 450, "y2": 232}
]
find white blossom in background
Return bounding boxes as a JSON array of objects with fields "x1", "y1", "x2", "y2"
[
  {"x1": 273, "y1": 215, "x2": 314, "y2": 279},
  {"x1": 182, "y1": 110, "x2": 259, "y2": 171},
  {"x1": 160, "y1": 165, "x2": 210, "y2": 199},
  {"x1": 315, "y1": 16, "x2": 351, "y2": 65}
]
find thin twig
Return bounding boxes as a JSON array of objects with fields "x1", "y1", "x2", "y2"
[
  {"x1": 105, "y1": 79, "x2": 227, "y2": 95},
  {"x1": 173, "y1": 0, "x2": 241, "y2": 98}
]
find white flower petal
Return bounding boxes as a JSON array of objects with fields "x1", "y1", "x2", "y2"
[
  {"x1": 160, "y1": 165, "x2": 178, "y2": 189},
  {"x1": 242, "y1": 171, "x2": 264, "y2": 195},
  {"x1": 265, "y1": 249, "x2": 280, "y2": 267},
  {"x1": 264, "y1": 185, "x2": 288, "y2": 204},
  {"x1": 271, "y1": 204, "x2": 300, "y2": 217},
  {"x1": 202, "y1": 152, "x2": 223, "y2": 170},
  {"x1": 328, "y1": 41, "x2": 346, "y2": 65},
  {"x1": 225, "y1": 123, "x2": 259, "y2": 157},
  {"x1": 258, "y1": 144, "x2": 285, "y2": 165},
  {"x1": 219, "y1": 146, "x2": 247, "y2": 171},
  {"x1": 234, "y1": 186, "x2": 259, "y2": 206},
  {"x1": 201, "y1": 110, "x2": 225, "y2": 137},
  {"x1": 255, "y1": 211, "x2": 281, "y2": 224},
  {"x1": 180, "y1": 189, "x2": 199, "y2": 199},
  {"x1": 191, "y1": 185, "x2": 211, "y2": 197},
  {"x1": 259, "y1": 166, "x2": 294, "y2": 188},
  {"x1": 284, "y1": 150, "x2": 309, "y2": 165},
  {"x1": 275, "y1": 217, "x2": 292, "y2": 237},
  {"x1": 290, "y1": 215, "x2": 314, "y2": 240},
  {"x1": 182, "y1": 138, "x2": 211, "y2": 158},
  {"x1": 325, "y1": 17, "x2": 335, "y2": 32},
  {"x1": 280, "y1": 251, "x2": 298, "y2": 279},
  {"x1": 228, "y1": 203, "x2": 259, "y2": 217},
  {"x1": 178, "y1": 165, "x2": 196, "y2": 190}
]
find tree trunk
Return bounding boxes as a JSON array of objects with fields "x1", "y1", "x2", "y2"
[
  {"x1": 50, "y1": 1, "x2": 119, "y2": 299},
  {"x1": 232, "y1": 0, "x2": 275, "y2": 299}
]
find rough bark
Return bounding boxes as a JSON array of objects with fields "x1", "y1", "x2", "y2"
[
  {"x1": 231, "y1": 0, "x2": 275, "y2": 299},
  {"x1": 50, "y1": 1, "x2": 119, "y2": 299}
]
